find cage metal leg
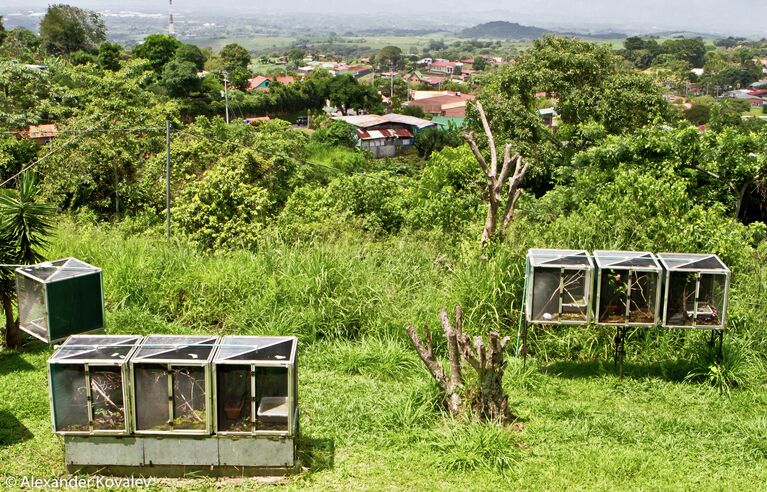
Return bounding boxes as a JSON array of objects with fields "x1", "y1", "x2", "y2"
[
  {"x1": 716, "y1": 330, "x2": 724, "y2": 364},
  {"x1": 521, "y1": 322, "x2": 529, "y2": 369},
  {"x1": 614, "y1": 327, "x2": 627, "y2": 378}
]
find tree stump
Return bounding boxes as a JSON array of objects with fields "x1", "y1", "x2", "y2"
[{"x1": 407, "y1": 305, "x2": 514, "y2": 422}]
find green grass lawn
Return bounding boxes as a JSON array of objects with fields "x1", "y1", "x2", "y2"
[
  {"x1": 3, "y1": 342, "x2": 767, "y2": 490},
  {"x1": 1, "y1": 221, "x2": 766, "y2": 490}
]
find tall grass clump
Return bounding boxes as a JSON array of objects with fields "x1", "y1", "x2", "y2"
[
  {"x1": 428, "y1": 421, "x2": 523, "y2": 474},
  {"x1": 684, "y1": 337, "x2": 763, "y2": 395},
  {"x1": 45, "y1": 218, "x2": 456, "y2": 343},
  {"x1": 306, "y1": 337, "x2": 423, "y2": 379}
]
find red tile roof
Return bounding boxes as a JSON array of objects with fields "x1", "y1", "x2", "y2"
[{"x1": 247, "y1": 76, "x2": 270, "y2": 91}]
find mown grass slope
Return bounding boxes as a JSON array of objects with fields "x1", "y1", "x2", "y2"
[{"x1": 1, "y1": 220, "x2": 766, "y2": 490}]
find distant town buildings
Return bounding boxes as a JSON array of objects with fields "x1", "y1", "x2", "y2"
[{"x1": 332, "y1": 113, "x2": 437, "y2": 158}]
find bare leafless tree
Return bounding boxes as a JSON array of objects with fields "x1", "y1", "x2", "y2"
[{"x1": 465, "y1": 101, "x2": 531, "y2": 245}]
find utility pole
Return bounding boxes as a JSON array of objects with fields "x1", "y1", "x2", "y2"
[
  {"x1": 390, "y1": 64, "x2": 395, "y2": 99},
  {"x1": 223, "y1": 70, "x2": 230, "y2": 124},
  {"x1": 166, "y1": 121, "x2": 172, "y2": 240},
  {"x1": 168, "y1": 0, "x2": 175, "y2": 37}
]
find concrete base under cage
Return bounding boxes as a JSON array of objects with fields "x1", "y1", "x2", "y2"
[{"x1": 63, "y1": 435, "x2": 296, "y2": 477}]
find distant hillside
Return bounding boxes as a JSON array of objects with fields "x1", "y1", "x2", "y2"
[
  {"x1": 458, "y1": 21, "x2": 551, "y2": 39},
  {"x1": 459, "y1": 21, "x2": 627, "y2": 40}
]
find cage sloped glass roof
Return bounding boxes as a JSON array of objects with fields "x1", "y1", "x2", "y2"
[
  {"x1": 17, "y1": 258, "x2": 100, "y2": 283},
  {"x1": 214, "y1": 336, "x2": 297, "y2": 364},
  {"x1": 528, "y1": 249, "x2": 593, "y2": 268},
  {"x1": 50, "y1": 335, "x2": 142, "y2": 363},
  {"x1": 132, "y1": 335, "x2": 219, "y2": 362},
  {"x1": 657, "y1": 253, "x2": 729, "y2": 272},
  {"x1": 593, "y1": 251, "x2": 662, "y2": 270}
]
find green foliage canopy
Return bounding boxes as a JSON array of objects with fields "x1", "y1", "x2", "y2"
[{"x1": 39, "y1": 4, "x2": 106, "y2": 55}]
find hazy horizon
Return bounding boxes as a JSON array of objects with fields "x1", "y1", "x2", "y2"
[{"x1": 2, "y1": 0, "x2": 766, "y2": 38}]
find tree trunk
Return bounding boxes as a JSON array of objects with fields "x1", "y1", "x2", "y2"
[
  {"x1": 734, "y1": 179, "x2": 752, "y2": 220},
  {"x1": 481, "y1": 200, "x2": 498, "y2": 245},
  {"x1": 458, "y1": 331, "x2": 512, "y2": 422},
  {"x1": 2, "y1": 293, "x2": 20, "y2": 349}
]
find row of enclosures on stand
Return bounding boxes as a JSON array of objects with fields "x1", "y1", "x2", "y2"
[
  {"x1": 526, "y1": 250, "x2": 730, "y2": 329},
  {"x1": 48, "y1": 335, "x2": 298, "y2": 437}
]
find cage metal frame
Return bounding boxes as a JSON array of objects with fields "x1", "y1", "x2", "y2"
[
  {"x1": 525, "y1": 249, "x2": 595, "y2": 325},
  {"x1": 48, "y1": 335, "x2": 143, "y2": 436},
  {"x1": 129, "y1": 335, "x2": 219, "y2": 436},
  {"x1": 657, "y1": 253, "x2": 731, "y2": 330},
  {"x1": 593, "y1": 250, "x2": 663, "y2": 327},
  {"x1": 211, "y1": 336, "x2": 298, "y2": 438},
  {"x1": 15, "y1": 258, "x2": 106, "y2": 344}
]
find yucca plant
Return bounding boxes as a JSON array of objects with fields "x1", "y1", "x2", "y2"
[{"x1": 0, "y1": 172, "x2": 55, "y2": 349}]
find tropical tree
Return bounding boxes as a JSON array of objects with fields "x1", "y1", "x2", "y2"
[
  {"x1": 39, "y1": 4, "x2": 106, "y2": 55},
  {"x1": 472, "y1": 57, "x2": 487, "y2": 71},
  {"x1": 0, "y1": 172, "x2": 55, "y2": 349},
  {"x1": 175, "y1": 44, "x2": 205, "y2": 71},
  {"x1": 376, "y1": 45, "x2": 403, "y2": 70},
  {"x1": 132, "y1": 34, "x2": 182, "y2": 72},
  {"x1": 0, "y1": 27, "x2": 40, "y2": 62},
  {"x1": 219, "y1": 43, "x2": 251, "y2": 71},
  {"x1": 162, "y1": 59, "x2": 201, "y2": 97},
  {"x1": 328, "y1": 74, "x2": 381, "y2": 115},
  {"x1": 97, "y1": 42, "x2": 123, "y2": 71},
  {"x1": 0, "y1": 61, "x2": 53, "y2": 129}
]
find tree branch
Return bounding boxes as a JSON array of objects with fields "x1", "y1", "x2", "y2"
[
  {"x1": 465, "y1": 131, "x2": 491, "y2": 179},
  {"x1": 475, "y1": 101, "x2": 498, "y2": 177},
  {"x1": 439, "y1": 308, "x2": 463, "y2": 388},
  {"x1": 495, "y1": 145, "x2": 517, "y2": 194},
  {"x1": 406, "y1": 324, "x2": 447, "y2": 391}
]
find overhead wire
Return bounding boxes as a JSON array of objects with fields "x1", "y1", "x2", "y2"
[{"x1": 172, "y1": 127, "x2": 489, "y2": 205}]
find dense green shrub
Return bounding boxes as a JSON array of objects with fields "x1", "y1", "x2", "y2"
[
  {"x1": 174, "y1": 161, "x2": 270, "y2": 249},
  {"x1": 310, "y1": 120, "x2": 358, "y2": 148}
]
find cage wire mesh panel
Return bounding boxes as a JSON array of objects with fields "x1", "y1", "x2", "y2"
[
  {"x1": 130, "y1": 335, "x2": 218, "y2": 434},
  {"x1": 213, "y1": 336, "x2": 297, "y2": 435},
  {"x1": 16, "y1": 258, "x2": 105, "y2": 343},
  {"x1": 48, "y1": 335, "x2": 141, "y2": 435},
  {"x1": 658, "y1": 253, "x2": 730, "y2": 329},
  {"x1": 526, "y1": 249, "x2": 594, "y2": 324},
  {"x1": 593, "y1": 251, "x2": 662, "y2": 326}
]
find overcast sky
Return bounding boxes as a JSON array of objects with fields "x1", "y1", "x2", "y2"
[{"x1": 2, "y1": 0, "x2": 766, "y2": 37}]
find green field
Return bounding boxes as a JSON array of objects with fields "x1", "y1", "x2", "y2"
[
  {"x1": 2, "y1": 220, "x2": 766, "y2": 490},
  {"x1": 193, "y1": 33, "x2": 462, "y2": 56}
]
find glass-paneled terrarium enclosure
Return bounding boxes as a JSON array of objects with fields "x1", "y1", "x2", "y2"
[
  {"x1": 594, "y1": 251, "x2": 663, "y2": 326},
  {"x1": 48, "y1": 335, "x2": 142, "y2": 435},
  {"x1": 15, "y1": 258, "x2": 105, "y2": 343},
  {"x1": 213, "y1": 336, "x2": 297, "y2": 436},
  {"x1": 129, "y1": 335, "x2": 218, "y2": 435},
  {"x1": 657, "y1": 253, "x2": 730, "y2": 329},
  {"x1": 526, "y1": 249, "x2": 594, "y2": 324}
]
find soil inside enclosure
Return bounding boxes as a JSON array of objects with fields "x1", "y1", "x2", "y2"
[{"x1": 59, "y1": 424, "x2": 89, "y2": 432}]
